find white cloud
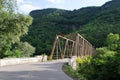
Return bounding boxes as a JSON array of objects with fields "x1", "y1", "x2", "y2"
[
  {"x1": 17, "y1": 0, "x2": 40, "y2": 14},
  {"x1": 17, "y1": 0, "x2": 25, "y2": 4},
  {"x1": 47, "y1": 0, "x2": 66, "y2": 4},
  {"x1": 19, "y1": 4, "x2": 40, "y2": 14},
  {"x1": 17, "y1": 0, "x2": 32, "y2": 4},
  {"x1": 27, "y1": 1, "x2": 32, "y2": 4}
]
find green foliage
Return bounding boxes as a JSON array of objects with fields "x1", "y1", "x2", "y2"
[
  {"x1": 77, "y1": 6, "x2": 120, "y2": 47},
  {"x1": 13, "y1": 50, "x2": 23, "y2": 58},
  {"x1": 76, "y1": 57, "x2": 93, "y2": 80},
  {"x1": 76, "y1": 57, "x2": 83, "y2": 64},
  {"x1": 0, "y1": 0, "x2": 17, "y2": 12},
  {"x1": 14, "y1": 42, "x2": 35, "y2": 57},
  {"x1": 22, "y1": 0, "x2": 120, "y2": 55},
  {"x1": 75, "y1": 33, "x2": 120, "y2": 80},
  {"x1": 64, "y1": 64, "x2": 82, "y2": 79},
  {"x1": 76, "y1": 56, "x2": 91, "y2": 65},
  {"x1": 22, "y1": 7, "x2": 100, "y2": 55},
  {"x1": 90, "y1": 48, "x2": 120, "y2": 80},
  {"x1": 95, "y1": 47, "x2": 116, "y2": 58},
  {"x1": 106, "y1": 33, "x2": 119, "y2": 50},
  {"x1": 0, "y1": 0, "x2": 34, "y2": 58},
  {"x1": 76, "y1": 47, "x2": 120, "y2": 80}
]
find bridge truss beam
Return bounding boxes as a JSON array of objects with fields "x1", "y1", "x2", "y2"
[{"x1": 50, "y1": 33, "x2": 95, "y2": 60}]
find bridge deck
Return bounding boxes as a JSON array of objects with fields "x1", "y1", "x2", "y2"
[{"x1": 0, "y1": 59, "x2": 73, "y2": 80}]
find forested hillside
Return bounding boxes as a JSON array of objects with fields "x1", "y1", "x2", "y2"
[
  {"x1": 22, "y1": 0, "x2": 120, "y2": 55},
  {"x1": 77, "y1": 0, "x2": 120, "y2": 47}
]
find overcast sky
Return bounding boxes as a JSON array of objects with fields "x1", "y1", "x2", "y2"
[{"x1": 17, "y1": 0, "x2": 111, "y2": 14}]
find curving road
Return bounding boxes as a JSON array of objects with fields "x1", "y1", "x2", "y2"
[{"x1": 0, "y1": 59, "x2": 73, "y2": 80}]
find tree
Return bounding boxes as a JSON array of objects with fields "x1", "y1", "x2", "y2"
[
  {"x1": 14, "y1": 42, "x2": 35, "y2": 57},
  {"x1": 0, "y1": 0, "x2": 34, "y2": 58},
  {"x1": 106, "y1": 33, "x2": 119, "y2": 51}
]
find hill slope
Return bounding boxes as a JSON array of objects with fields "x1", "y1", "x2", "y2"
[
  {"x1": 76, "y1": 0, "x2": 120, "y2": 47},
  {"x1": 22, "y1": 0, "x2": 120, "y2": 55}
]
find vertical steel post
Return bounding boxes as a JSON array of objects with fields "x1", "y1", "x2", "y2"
[{"x1": 50, "y1": 35, "x2": 58, "y2": 60}]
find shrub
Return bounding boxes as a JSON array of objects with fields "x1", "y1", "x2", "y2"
[
  {"x1": 13, "y1": 50, "x2": 23, "y2": 58},
  {"x1": 76, "y1": 47, "x2": 120, "y2": 80},
  {"x1": 90, "y1": 47, "x2": 119, "y2": 80},
  {"x1": 76, "y1": 57, "x2": 83, "y2": 64},
  {"x1": 76, "y1": 56, "x2": 93, "y2": 80},
  {"x1": 106, "y1": 33, "x2": 119, "y2": 51},
  {"x1": 14, "y1": 42, "x2": 35, "y2": 57},
  {"x1": 76, "y1": 33, "x2": 120, "y2": 80}
]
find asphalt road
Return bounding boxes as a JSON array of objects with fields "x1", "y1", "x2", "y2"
[{"x1": 0, "y1": 59, "x2": 73, "y2": 80}]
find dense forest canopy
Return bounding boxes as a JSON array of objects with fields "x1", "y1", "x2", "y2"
[{"x1": 22, "y1": 0, "x2": 120, "y2": 55}]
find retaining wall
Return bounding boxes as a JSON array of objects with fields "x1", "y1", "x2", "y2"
[
  {"x1": 68, "y1": 56, "x2": 77, "y2": 70},
  {"x1": 0, "y1": 55, "x2": 47, "y2": 66}
]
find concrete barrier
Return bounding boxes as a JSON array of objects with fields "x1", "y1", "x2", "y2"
[
  {"x1": 68, "y1": 56, "x2": 77, "y2": 70},
  {"x1": 0, "y1": 55, "x2": 47, "y2": 66}
]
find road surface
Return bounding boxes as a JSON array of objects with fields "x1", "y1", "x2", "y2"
[{"x1": 0, "y1": 59, "x2": 73, "y2": 80}]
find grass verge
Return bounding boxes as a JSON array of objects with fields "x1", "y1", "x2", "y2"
[{"x1": 62, "y1": 63, "x2": 80, "y2": 80}]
